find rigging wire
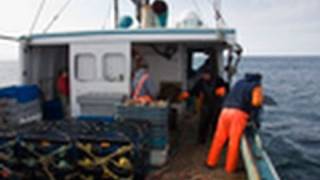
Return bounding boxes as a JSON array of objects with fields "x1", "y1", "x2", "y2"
[
  {"x1": 43, "y1": 0, "x2": 73, "y2": 33},
  {"x1": 190, "y1": 0, "x2": 213, "y2": 27},
  {"x1": 189, "y1": 0, "x2": 204, "y2": 19},
  {"x1": 212, "y1": 0, "x2": 226, "y2": 28},
  {"x1": 29, "y1": 0, "x2": 47, "y2": 36},
  {"x1": 205, "y1": 0, "x2": 219, "y2": 26},
  {"x1": 102, "y1": 0, "x2": 112, "y2": 30},
  {"x1": 0, "y1": 34, "x2": 18, "y2": 42}
]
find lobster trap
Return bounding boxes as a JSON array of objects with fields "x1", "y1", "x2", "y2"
[
  {"x1": 17, "y1": 121, "x2": 74, "y2": 179},
  {"x1": 73, "y1": 121, "x2": 135, "y2": 180},
  {"x1": 0, "y1": 128, "x2": 18, "y2": 179},
  {"x1": 0, "y1": 120, "x2": 150, "y2": 179}
]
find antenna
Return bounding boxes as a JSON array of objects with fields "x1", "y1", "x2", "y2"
[
  {"x1": 114, "y1": 0, "x2": 119, "y2": 28},
  {"x1": 213, "y1": 0, "x2": 226, "y2": 28}
]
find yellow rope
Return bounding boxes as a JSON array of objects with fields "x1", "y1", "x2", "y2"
[
  {"x1": 20, "y1": 141, "x2": 72, "y2": 179},
  {"x1": 76, "y1": 142, "x2": 134, "y2": 179}
]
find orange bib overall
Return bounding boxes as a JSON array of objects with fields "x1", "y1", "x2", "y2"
[{"x1": 207, "y1": 108, "x2": 249, "y2": 173}]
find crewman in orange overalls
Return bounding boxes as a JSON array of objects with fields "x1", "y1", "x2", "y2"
[
  {"x1": 131, "y1": 51, "x2": 156, "y2": 104},
  {"x1": 207, "y1": 73, "x2": 263, "y2": 173}
]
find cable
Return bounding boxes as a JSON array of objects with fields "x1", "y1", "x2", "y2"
[
  {"x1": 213, "y1": 0, "x2": 227, "y2": 28},
  {"x1": 190, "y1": 0, "x2": 213, "y2": 27},
  {"x1": 205, "y1": 0, "x2": 218, "y2": 26},
  {"x1": 0, "y1": 34, "x2": 18, "y2": 42},
  {"x1": 43, "y1": 0, "x2": 73, "y2": 33},
  {"x1": 29, "y1": 0, "x2": 47, "y2": 36}
]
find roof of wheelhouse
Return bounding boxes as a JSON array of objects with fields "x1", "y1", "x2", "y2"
[{"x1": 20, "y1": 28, "x2": 236, "y2": 45}]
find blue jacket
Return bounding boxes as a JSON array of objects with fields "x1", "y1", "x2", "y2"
[{"x1": 223, "y1": 78, "x2": 261, "y2": 114}]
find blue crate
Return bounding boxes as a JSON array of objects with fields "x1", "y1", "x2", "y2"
[{"x1": 0, "y1": 85, "x2": 40, "y2": 103}]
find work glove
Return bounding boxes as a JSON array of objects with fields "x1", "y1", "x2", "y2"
[{"x1": 178, "y1": 91, "x2": 190, "y2": 101}]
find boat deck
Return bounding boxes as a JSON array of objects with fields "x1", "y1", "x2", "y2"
[{"x1": 147, "y1": 113, "x2": 246, "y2": 180}]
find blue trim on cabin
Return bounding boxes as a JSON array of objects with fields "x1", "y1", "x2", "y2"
[{"x1": 19, "y1": 28, "x2": 236, "y2": 40}]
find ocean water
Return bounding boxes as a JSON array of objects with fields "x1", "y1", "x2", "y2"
[
  {"x1": 239, "y1": 56, "x2": 320, "y2": 180},
  {"x1": 0, "y1": 57, "x2": 320, "y2": 179}
]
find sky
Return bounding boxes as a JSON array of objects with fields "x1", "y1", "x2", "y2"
[{"x1": 0, "y1": 0, "x2": 319, "y2": 60}]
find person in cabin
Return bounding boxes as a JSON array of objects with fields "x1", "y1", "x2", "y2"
[
  {"x1": 56, "y1": 69, "x2": 70, "y2": 117},
  {"x1": 180, "y1": 67, "x2": 228, "y2": 144},
  {"x1": 131, "y1": 50, "x2": 156, "y2": 104},
  {"x1": 206, "y1": 73, "x2": 263, "y2": 173}
]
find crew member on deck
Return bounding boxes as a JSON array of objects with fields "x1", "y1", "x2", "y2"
[
  {"x1": 207, "y1": 73, "x2": 263, "y2": 173},
  {"x1": 131, "y1": 51, "x2": 156, "y2": 104},
  {"x1": 180, "y1": 68, "x2": 227, "y2": 144},
  {"x1": 56, "y1": 69, "x2": 70, "y2": 117}
]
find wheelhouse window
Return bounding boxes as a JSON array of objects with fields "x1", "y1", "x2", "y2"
[
  {"x1": 75, "y1": 53, "x2": 97, "y2": 81},
  {"x1": 102, "y1": 53, "x2": 126, "y2": 82},
  {"x1": 188, "y1": 52, "x2": 209, "y2": 78},
  {"x1": 192, "y1": 52, "x2": 208, "y2": 71}
]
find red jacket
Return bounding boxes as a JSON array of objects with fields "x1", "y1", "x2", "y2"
[{"x1": 57, "y1": 74, "x2": 69, "y2": 96}]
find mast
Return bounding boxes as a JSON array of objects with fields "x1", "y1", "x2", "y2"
[
  {"x1": 131, "y1": 0, "x2": 149, "y2": 23},
  {"x1": 114, "y1": 0, "x2": 119, "y2": 28},
  {"x1": 213, "y1": 0, "x2": 225, "y2": 29}
]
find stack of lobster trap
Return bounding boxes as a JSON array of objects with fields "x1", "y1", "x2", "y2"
[
  {"x1": 0, "y1": 120, "x2": 150, "y2": 179},
  {"x1": 0, "y1": 85, "x2": 170, "y2": 179},
  {"x1": 117, "y1": 100, "x2": 170, "y2": 167},
  {"x1": 17, "y1": 121, "x2": 75, "y2": 179},
  {"x1": 73, "y1": 121, "x2": 136, "y2": 180},
  {"x1": 0, "y1": 85, "x2": 42, "y2": 125},
  {"x1": 0, "y1": 127, "x2": 18, "y2": 179}
]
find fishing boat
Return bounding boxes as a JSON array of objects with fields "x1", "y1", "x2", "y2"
[{"x1": 0, "y1": 0, "x2": 280, "y2": 179}]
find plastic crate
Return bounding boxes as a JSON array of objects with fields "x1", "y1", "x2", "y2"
[
  {"x1": 117, "y1": 105, "x2": 169, "y2": 125},
  {"x1": 149, "y1": 136, "x2": 169, "y2": 150},
  {"x1": 150, "y1": 126, "x2": 169, "y2": 137},
  {"x1": 0, "y1": 85, "x2": 40, "y2": 104},
  {"x1": 1, "y1": 99, "x2": 42, "y2": 125},
  {"x1": 3, "y1": 99, "x2": 40, "y2": 113},
  {"x1": 78, "y1": 93, "x2": 124, "y2": 116}
]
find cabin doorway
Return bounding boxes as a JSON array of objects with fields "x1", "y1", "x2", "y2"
[{"x1": 24, "y1": 45, "x2": 70, "y2": 119}]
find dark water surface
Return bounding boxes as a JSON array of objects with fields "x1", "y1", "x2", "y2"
[{"x1": 1, "y1": 57, "x2": 320, "y2": 179}]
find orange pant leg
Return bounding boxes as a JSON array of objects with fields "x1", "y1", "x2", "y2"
[
  {"x1": 207, "y1": 109, "x2": 231, "y2": 167},
  {"x1": 225, "y1": 110, "x2": 248, "y2": 173}
]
